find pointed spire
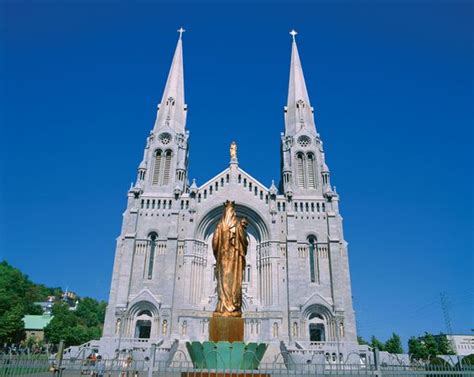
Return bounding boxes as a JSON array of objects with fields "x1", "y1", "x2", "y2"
[
  {"x1": 154, "y1": 29, "x2": 187, "y2": 133},
  {"x1": 285, "y1": 30, "x2": 316, "y2": 136}
]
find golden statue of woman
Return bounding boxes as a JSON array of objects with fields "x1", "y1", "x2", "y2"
[{"x1": 212, "y1": 201, "x2": 248, "y2": 317}]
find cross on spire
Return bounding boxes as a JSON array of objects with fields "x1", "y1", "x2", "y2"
[
  {"x1": 178, "y1": 27, "x2": 186, "y2": 40},
  {"x1": 289, "y1": 29, "x2": 298, "y2": 41}
]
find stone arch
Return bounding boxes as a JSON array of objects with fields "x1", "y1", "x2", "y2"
[
  {"x1": 195, "y1": 203, "x2": 270, "y2": 242},
  {"x1": 305, "y1": 233, "x2": 318, "y2": 242},
  {"x1": 124, "y1": 299, "x2": 161, "y2": 339},
  {"x1": 194, "y1": 203, "x2": 271, "y2": 310},
  {"x1": 303, "y1": 303, "x2": 334, "y2": 342}
]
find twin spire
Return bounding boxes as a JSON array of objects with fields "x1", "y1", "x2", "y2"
[
  {"x1": 154, "y1": 28, "x2": 315, "y2": 136},
  {"x1": 154, "y1": 28, "x2": 187, "y2": 133},
  {"x1": 285, "y1": 30, "x2": 316, "y2": 136}
]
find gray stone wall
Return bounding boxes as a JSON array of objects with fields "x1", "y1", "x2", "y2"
[{"x1": 102, "y1": 155, "x2": 357, "y2": 346}]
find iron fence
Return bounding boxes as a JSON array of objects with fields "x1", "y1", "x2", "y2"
[{"x1": 0, "y1": 356, "x2": 473, "y2": 377}]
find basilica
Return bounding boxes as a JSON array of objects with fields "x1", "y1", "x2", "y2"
[{"x1": 99, "y1": 30, "x2": 359, "y2": 362}]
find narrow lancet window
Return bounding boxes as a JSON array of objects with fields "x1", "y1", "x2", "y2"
[
  {"x1": 162, "y1": 150, "x2": 172, "y2": 185},
  {"x1": 307, "y1": 153, "x2": 316, "y2": 188},
  {"x1": 296, "y1": 153, "x2": 305, "y2": 188},
  {"x1": 309, "y1": 237, "x2": 317, "y2": 283},
  {"x1": 148, "y1": 233, "x2": 157, "y2": 279},
  {"x1": 152, "y1": 150, "x2": 162, "y2": 185}
]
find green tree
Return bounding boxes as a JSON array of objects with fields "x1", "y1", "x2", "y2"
[
  {"x1": 0, "y1": 261, "x2": 48, "y2": 315},
  {"x1": 0, "y1": 261, "x2": 58, "y2": 343},
  {"x1": 436, "y1": 334, "x2": 455, "y2": 355},
  {"x1": 44, "y1": 302, "x2": 78, "y2": 345},
  {"x1": 25, "y1": 335, "x2": 37, "y2": 351},
  {"x1": 461, "y1": 354, "x2": 474, "y2": 366},
  {"x1": 75, "y1": 297, "x2": 106, "y2": 327},
  {"x1": 385, "y1": 333, "x2": 404, "y2": 354},
  {"x1": 423, "y1": 333, "x2": 439, "y2": 360},
  {"x1": 0, "y1": 305, "x2": 25, "y2": 343},
  {"x1": 0, "y1": 260, "x2": 107, "y2": 347},
  {"x1": 408, "y1": 336, "x2": 429, "y2": 361},
  {"x1": 357, "y1": 336, "x2": 369, "y2": 345},
  {"x1": 45, "y1": 299, "x2": 106, "y2": 347},
  {"x1": 370, "y1": 335, "x2": 385, "y2": 351}
]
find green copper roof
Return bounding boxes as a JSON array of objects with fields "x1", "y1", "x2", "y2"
[{"x1": 23, "y1": 315, "x2": 53, "y2": 330}]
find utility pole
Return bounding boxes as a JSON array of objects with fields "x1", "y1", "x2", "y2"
[
  {"x1": 440, "y1": 292, "x2": 453, "y2": 335},
  {"x1": 440, "y1": 292, "x2": 457, "y2": 358}
]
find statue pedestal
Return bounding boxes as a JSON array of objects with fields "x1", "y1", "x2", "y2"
[{"x1": 209, "y1": 316, "x2": 244, "y2": 342}]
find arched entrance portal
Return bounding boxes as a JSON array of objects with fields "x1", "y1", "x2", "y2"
[
  {"x1": 309, "y1": 323, "x2": 325, "y2": 342},
  {"x1": 134, "y1": 310, "x2": 153, "y2": 339},
  {"x1": 135, "y1": 320, "x2": 151, "y2": 339},
  {"x1": 303, "y1": 304, "x2": 333, "y2": 342},
  {"x1": 121, "y1": 302, "x2": 160, "y2": 339},
  {"x1": 193, "y1": 203, "x2": 271, "y2": 308}
]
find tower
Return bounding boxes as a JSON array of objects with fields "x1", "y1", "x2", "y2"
[
  {"x1": 280, "y1": 31, "x2": 357, "y2": 350},
  {"x1": 138, "y1": 28, "x2": 189, "y2": 196},
  {"x1": 101, "y1": 29, "x2": 189, "y2": 348},
  {"x1": 281, "y1": 30, "x2": 332, "y2": 198},
  {"x1": 100, "y1": 30, "x2": 359, "y2": 362}
]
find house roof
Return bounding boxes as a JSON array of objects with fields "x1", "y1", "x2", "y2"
[{"x1": 23, "y1": 315, "x2": 53, "y2": 330}]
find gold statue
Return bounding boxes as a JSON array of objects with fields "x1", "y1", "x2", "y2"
[
  {"x1": 212, "y1": 201, "x2": 248, "y2": 317},
  {"x1": 230, "y1": 141, "x2": 237, "y2": 160}
]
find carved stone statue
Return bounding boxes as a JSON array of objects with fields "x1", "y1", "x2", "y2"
[
  {"x1": 212, "y1": 200, "x2": 248, "y2": 317},
  {"x1": 230, "y1": 141, "x2": 237, "y2": 160}
]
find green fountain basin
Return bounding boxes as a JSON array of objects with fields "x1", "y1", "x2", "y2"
[{"x1": 185, "y1": 341, "x2": 267, "y2": 370}]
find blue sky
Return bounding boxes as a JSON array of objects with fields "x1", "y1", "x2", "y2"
[{"x1": 0, "y1": 1, "x2": 472, "y2": 346}]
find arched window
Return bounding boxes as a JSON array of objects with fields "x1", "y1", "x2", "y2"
[
  {"x1": 308, "y1": 236, "x2": 318, "y2": 283},
  {"x1": 296, "y1": 153, "x2": 305, "y2": 188},
  {"x1": 162, "y1": 150, "x2": 172, "y2": 185},
  {"x1": 151, "y1": 150, "x2": 162, "y2": 185},
  {"x1": 147, "y1": 233, "x2": 157, "y2": 279},
  {"x1": 243, "y1": 265, "x2": 251, "y2": 283},
  {"x1": 307, "y1": 153, "x2": 316, "y2": 189}
]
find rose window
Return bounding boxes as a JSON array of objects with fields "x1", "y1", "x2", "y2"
[
  {"x1": 297, "y1": 135, "x2": 312, "y2": 147},
  {"x1": 159, "y1": 133, "x2": 172, "y2": 145}
]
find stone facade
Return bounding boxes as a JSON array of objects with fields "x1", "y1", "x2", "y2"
[{"x1": 100, "y1": 32, "x2": 357, "y2": 357}]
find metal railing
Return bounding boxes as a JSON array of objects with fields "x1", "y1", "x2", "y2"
[{"x1": 1, "y1": 355, "x2": 473, "y2": 376}]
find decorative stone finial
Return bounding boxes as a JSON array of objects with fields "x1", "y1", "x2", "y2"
[
  {"x1": 269, "y1": 180, "x2": 278, "y2": 196},
  {"x1": 178, "y1": 27, "x2": 186, "y2": 40},
  {"x1": 190, "y1": 178, "x2": 198, "y2": 194}
]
